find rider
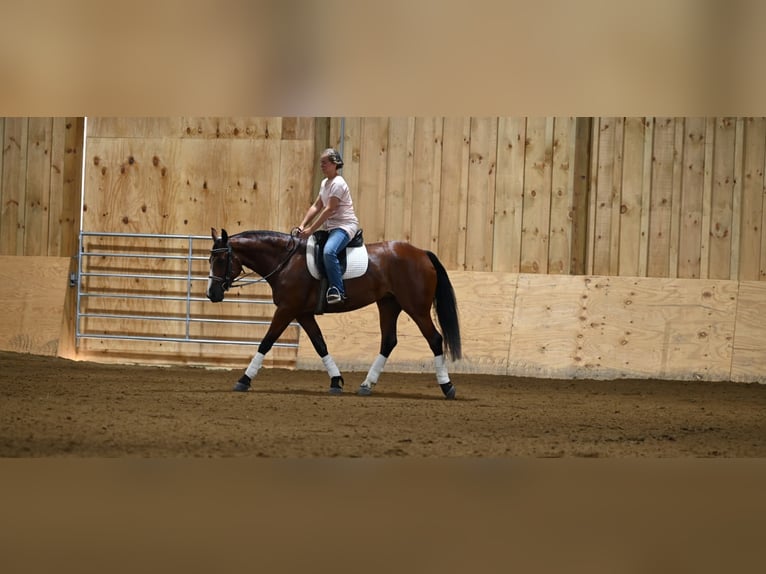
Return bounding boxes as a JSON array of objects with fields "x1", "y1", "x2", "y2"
[{"x1": 297, "y1": 148, "x2": 359, "y2": 304}]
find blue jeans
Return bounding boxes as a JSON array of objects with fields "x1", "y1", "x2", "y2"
[{"x1": 323, "y1": 228, "x2": 351, "y2": 295}]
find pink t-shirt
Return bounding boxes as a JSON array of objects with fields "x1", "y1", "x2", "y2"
[{"x1": 319, "y1": 175, "x2": 359, "y2": 239}]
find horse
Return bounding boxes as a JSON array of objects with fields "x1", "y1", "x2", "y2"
[{"x1": 207, "y1": 228, "x2": 462, "y2": 399}]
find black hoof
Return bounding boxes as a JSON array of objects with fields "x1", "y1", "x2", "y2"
[
  {"x1": 233, "y1": 375, "x2": 251, "y2": 392},
  {"x1": 329, "y1": 375, "x2": 344, "y2": 395},
  {"x1": 440, "y1": 382, "x2": 456, "y2": 400}
]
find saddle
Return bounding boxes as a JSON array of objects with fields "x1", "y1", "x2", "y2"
[{"x1": 307, "y1": 229, "x2": 367, "y2": 314}]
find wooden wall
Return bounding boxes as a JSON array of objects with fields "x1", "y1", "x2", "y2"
[
  {"x1": 3, "y1": 116, "x2": 766, "y2": 382},
  {"x1": 0, "y1": 118, "x2": 84, "y2": 258},
  {"x1": 330, "y1": 117, "x2": 766, "y2": 281}
]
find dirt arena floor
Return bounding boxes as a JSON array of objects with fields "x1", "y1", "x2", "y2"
[{"x1": 1, "y1": 350, "x2": 764, "y2": 457}]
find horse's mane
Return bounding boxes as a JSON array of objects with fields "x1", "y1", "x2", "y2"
[{"x1": 231, "y1": 230, "x2": 290, "y2": 242}]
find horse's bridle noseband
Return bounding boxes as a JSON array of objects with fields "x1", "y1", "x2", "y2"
[{"x1": 209, "y1": 244, "x2": 235, "y2": 292}]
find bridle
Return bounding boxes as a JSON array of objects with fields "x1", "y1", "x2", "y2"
[{"x1": 208, "y1": 231, "x2": 301, "y2": 291}]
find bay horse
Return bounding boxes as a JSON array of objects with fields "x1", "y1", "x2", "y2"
[{"x1": 207, "y1": 228, "x2": 462, "y2": 399}]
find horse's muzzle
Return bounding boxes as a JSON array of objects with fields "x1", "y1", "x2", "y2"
[{"x1": 207, "y1": 284, "x2": 225, "y2": 303}]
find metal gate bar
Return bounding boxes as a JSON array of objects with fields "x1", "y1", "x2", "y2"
[{"x1": 75, "y1": 231, "x2": 297, "y2": 348}]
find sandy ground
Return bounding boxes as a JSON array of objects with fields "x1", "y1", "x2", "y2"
[{"x1": 1, "y1": 350, "x2": 764, "y2": 457}]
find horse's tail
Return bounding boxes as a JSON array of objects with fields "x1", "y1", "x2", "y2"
[{"x1": 426, "y1": 251, "x2": 462, "y2": 361}]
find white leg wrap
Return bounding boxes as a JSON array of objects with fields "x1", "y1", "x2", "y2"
[
  {"x1": 245, "y1": 352, "x2": 265, "y2": 379},
  {"x1": 435, "y1": 354, "x2": 450, "y2": 385},
  {"x1": 321, "y1": 354, "x2": 341, "y2": 378},
  {"x1": 362, "y1": 354, "x2": 388, "y2": 387}
]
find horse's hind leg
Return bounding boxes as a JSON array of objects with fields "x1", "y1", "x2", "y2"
[
  {"x1": 297, "y1": 313, "x2": 345, "y2": 395},
  {"x1": 409, "y1": 311, "x2": 456, "y2": 400},
  {"x1": 357, "y1": 297, "x2": 401, "y2": 396}
]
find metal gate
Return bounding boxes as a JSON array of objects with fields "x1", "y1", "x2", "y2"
[{"x1": 74, "y1": 231, "x2": 298, "y2": 351}]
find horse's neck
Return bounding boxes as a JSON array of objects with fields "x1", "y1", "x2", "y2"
[{"x1": 232, "y1": 232, "x2": 290, "y2": 275}]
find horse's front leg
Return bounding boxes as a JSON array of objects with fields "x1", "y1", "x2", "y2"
[
  {"x1": 297, "y1": 313, "x2": 345, "y2": 395},
  {"x1": 233, "y1": 307, "x2": 295, "y2": 392}
]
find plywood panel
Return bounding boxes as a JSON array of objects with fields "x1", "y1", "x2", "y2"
[
  {"x1": 581, "y1": 277, "x2": 736, "y2": 381},
  {"x1": 731, "y1": 280, "x2": 766, "y2": 382},
  {"x1": 507, "y1": 274, "x2": 737, "y2": 381},
  {"x1": 0, "y1": 256, "x2": 70, "y2": 355},
  {"x1": 88, "y1": 117, "x2": 183, "y2": 138},
  {"x1": 277, "y1": 138, "x2": 315, "y2": 232},
  {"x1": 508, "y1": 274, "x2": 584, "y2": 377}
]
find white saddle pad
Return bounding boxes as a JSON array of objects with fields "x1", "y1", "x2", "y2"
[{"x1": 306, "y1": 234, "x2": 369, "y2": 280}]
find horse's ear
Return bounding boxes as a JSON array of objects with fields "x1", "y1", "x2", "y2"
[
  {"x1": 221, "y1": 229, "x2": 229, "y2": 244},
  {"x1": 211, "y1": 227, "x2": 218, "y2": 241}
]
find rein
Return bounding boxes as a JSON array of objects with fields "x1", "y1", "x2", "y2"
[{"x1": 209, "y1": 231, "x2": 300, "y2": 290}]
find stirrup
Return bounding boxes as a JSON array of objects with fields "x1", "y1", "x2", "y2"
[{"x1": 326, "y1": 286, "x2": 346, "y2": 304}]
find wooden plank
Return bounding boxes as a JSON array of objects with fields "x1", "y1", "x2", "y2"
[
  {"x1": 1, "y1": 118, "x2": 28, "y2": 256},
  {"x1": 647, "y1": 117, "x2": 676, "y2": 277},
  {"x1": 384, "y1": 117, "x2": 414, "y2": 242},
  {"x1": 608, "y1": 117, "x2": 624, "y2": 275},
  {"x1": 700, "y1": 118, "x2": 716, "y2": 279},
  {"x1": 357, "y1": 118, "x2": 388, "y2": 242},
  {"x1": 678, "y1": 117, "x2": 706, "y2": 278},
  {"x1": 729, "y1": 118, "x2": 745, "y2": 280},
  {"x1": 0, "y1": 256, "x2": 71, "y2": 356},
  {"x1": 638, "y1": 117, "x2": 655, "y2": 276},
  {"x1": 0, "y1": 120, "x2": 3, "y2": 252},
  {"x1": 591, "y1": 117, "x2": 616, "y2": 275},
  {"x1": 585, "y1": 119, "x2": 598, "y2": 274},
  {"x1": 410, "y1": 117, "x2": 442, "y2": 251},
  {"x1": 618, "y1": 117, "x2": 646, "y2": 276},
  {"x1": 438, "y1": 117, "x2": 471, "y2": 269},
  {"x1": 492, "y1": 117, "x2": 526, "y2": 272},
  {"x1": 739, "y1": 118, "x2": 766, "y2": 280},
  {"x1": 548, "y1": 117, "x2": 575, "y2": 274},
  {"x1": 24, "y1": 117, "x2": 53, "y2": 256},
  {"x1": 731, "y1": 281, "x2": 766, "y2": 382},
  {"x1": 669, "y1": 118, "x2": 685, "y2": 277},
  {"x1": 47, "y1": 118, "x2": 67, "y2": 257},
  {"x1": 569, "y1": 117, "x2": 591, "y2": 274},
  {"x1": 519, "y1": 117, "x2": 552, "y2": 273},
  {"x1": 464, "y1": 117, "x2": 497, "y2": 271},
  {"x1": 708, "y1": 117, "x2": 736, "y2": 279}
]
